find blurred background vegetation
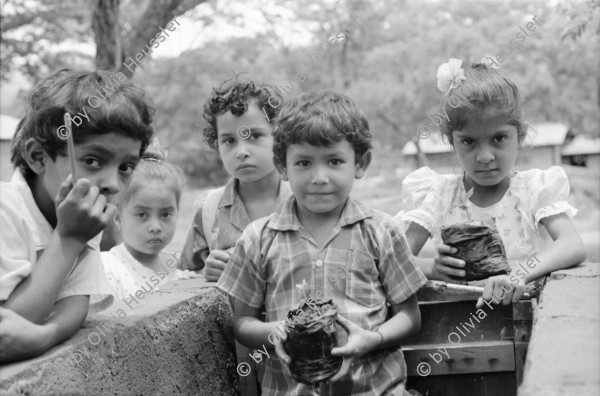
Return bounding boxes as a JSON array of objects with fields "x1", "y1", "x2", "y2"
[
  {"x1": 1, "y1": 0, "x2": 598, "y2": 259},
  {"x1": 1, "y1": 0, "x2": 598, "y2": 187}
]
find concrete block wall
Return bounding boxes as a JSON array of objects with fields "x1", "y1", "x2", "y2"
[
  {"x1": 0, "y1": 279, "x2": 239, "y2": 395},
  {"x1": 2, "y1": 264, "x2": 599, "y2": 395},
  {"x1": 518, "y1": 262, "x2": 600, "y2": 396}
]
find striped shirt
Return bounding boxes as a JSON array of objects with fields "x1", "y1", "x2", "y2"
[{"x1": 218, "y1": 196, "x2": 428, "y2": 395}]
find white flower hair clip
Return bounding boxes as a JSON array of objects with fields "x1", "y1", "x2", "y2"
[
  {"x1": 437, "y1": 58, "x2": 466, "y2": 94},
  {"x1": 150, "y1": 137, "x2": 169, "y2": 160},
  {"x1": 481, "y1": 56, "x2": 500, "y2": 69}
]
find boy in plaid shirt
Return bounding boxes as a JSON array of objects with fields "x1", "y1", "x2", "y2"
[{"x1": 218, "y1": 91, "x2": 427, "y2": 395}]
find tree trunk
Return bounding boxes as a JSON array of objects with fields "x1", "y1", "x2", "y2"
[{"x1": 92, "y1": 0, "x2": 121, "y2": 71}]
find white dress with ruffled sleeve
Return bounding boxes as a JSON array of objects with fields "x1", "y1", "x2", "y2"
[{"x1": 396, "y1": 166, "x2": 577, "y2": 267}]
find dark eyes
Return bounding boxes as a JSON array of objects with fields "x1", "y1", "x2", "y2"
[
  {"x1": 221, "y1": 132, "x2": 261, "y2": 145},
  {"x1": 82, "y1": 157, "x2": 101, "y2": 168},
  {"x1": 120, "y1": 163, "x2": 136, "y2": 174},
  {"x1": 294, "y1": 159, "x2": 344, "y2": 167},
  {"x1": 81, "y1": 157, "x2": 136, "y2": 175},
  {"x1": 459, "y1": 136, "x2": 508, "y2": 145}
]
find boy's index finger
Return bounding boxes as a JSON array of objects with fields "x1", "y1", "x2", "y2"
[
  {"x1": 335, "y1": 315, "x2": 354, "y2": 332},
  {"x1": 70, "y1": 178, "x2": 91, "y2": 199},
  {"x1": 55, "y1": 174, "x2": 74, "y2": 204}
]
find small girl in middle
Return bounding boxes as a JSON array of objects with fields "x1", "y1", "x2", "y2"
[{"x1": 101, "y1": 147, "x2": 186, "y2": 300}]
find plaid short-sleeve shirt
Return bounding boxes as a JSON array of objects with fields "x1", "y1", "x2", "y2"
[
  {"x1": 218, "y1": 196, "x2": 428, "y2": 396},
  {"x1": 179, "y1": 177, "x2": 291, "y2": 270}
]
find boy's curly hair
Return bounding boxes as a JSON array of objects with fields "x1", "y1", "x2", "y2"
[
  {"x1": 203, "y1": 75, "x2": 284, "y2": 150},
  {"x1": 273, "y1": 91, "x2": 372, "y2": 168},
  {"x1": 11, "y1": 68, "x2": 155, "y2": 179}
]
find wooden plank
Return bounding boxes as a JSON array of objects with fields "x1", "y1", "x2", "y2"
[
  {"x1": 404, "y1": 301, "x2": 514, "y2": 344},
  {"x1": 235, "y1": 341, "x2": 260, "y2": 396},
  {"x1": 407, "y1": 372, "x2": 517, "y2": 396},
  {"x1": 404, "y1": 341, "x2": 515, "y2": 376},
  {"x1": 512, "y1": 300, "x2": 533, "y2": 385}
]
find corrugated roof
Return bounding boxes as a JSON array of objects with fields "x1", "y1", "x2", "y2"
[
  {"x1": 403, "y1": 123, "x2": 570, "y2": 155},
  {"x1": 561, "y1": 135, "x2": 600, "y2": 155},
  {"x1": 522, "y1": 123, "x2": 570, "y2": 147},
  {"x1": 402, "y1": 133, "x2": 453, "y2": 155},
  {"x1": 0, "y1": 114, "x2": 19, "y2": 140}
]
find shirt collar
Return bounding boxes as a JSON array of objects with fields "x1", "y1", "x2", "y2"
[
  {"x1": 268, "y1": 195, "x2": 373, "y2": 231},
  {"x1": 219, "y1": 178, "x2": 238, "y2": 209},
  {"x1": 220, "y1": 177, "x2": 293, "y2": 232},
  {"x1": 219, "y1": 178, "x2": 292, "y2": 209}
]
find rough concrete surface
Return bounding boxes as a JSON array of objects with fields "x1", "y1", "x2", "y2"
[
  {"x1": 518, "y1": 262, "x2": 600, "y2": 396},
  {"x1": 3, "y1": 263, "x2": 598, "y2": 395},
  {"x1": 0, "y1": 279, "x2": 239, "y2": 396}
]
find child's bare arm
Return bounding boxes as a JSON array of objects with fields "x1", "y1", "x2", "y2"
[
  {"x1": 529, "y1": 214, "x2": 586, "y2": 280},
  {"x1": 40, "y1": 295, "x2": 89, "y2": 350},
  {"x1": 406, "y1": 222, "x2": 465, "y2": 282},
  {"x1": 330, "y1": 294, "x2": 421, "y2": 381},
  {"x1": 0, "y1": 307, "x2": 47, "y2": 363},
  {"x1": 2, "y1": 178, "x2": 115, "y2": 323},
  {"x1": 0, "y1": 295, "x2": 88, "y2": 363},
  {"x1": 3, "y1": 232, "x2": 85, "y2": 323},
  {"x1": 378, "y1": 294, "x2": 422, "y2": 345},
  {"x1": 477, "y1": 213, "x2": 587, "y2": 308},
  {"x1": 405, "y1": 222, "x2": 430, "y2": 256},
  {"x1": 233, "y1": 298, "x2": 280, "y2": 349}
]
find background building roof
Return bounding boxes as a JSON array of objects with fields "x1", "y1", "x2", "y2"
[
  {"x1": 403, "y1": 123, "x2": 570, "y2": 155},
  {"x1": 0, "y1": 114, "x2": 19, "y2": 141},
  {"x1": 561, "y1": 135, "x2": 600, "y2": 156}
]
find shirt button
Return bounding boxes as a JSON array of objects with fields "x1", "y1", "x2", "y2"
[{"x1": 316, "y1": 260, "x2": 323, "y2": 267}]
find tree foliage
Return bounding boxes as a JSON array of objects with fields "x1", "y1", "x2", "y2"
[{"x1": 1, "y1": 0, "x2": 598, "y2": 187}]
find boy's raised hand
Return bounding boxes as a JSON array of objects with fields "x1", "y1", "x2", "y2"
[
  {"x1": 431, "y1": 244, "x2": 467, "y2": 284},
  {"x1": 329, "y1": 315, "x2": 381, "y2": 382},
  {"x1": 55, "y1": 176, "x2": 117, "y2": 245},
  {"x1": 204, "y1": 249, "x2": 231, "y2": 281}
]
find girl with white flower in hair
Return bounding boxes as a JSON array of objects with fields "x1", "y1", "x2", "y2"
[{"x1": 398, "y1": 58, "x2": 586, "y2": 308}]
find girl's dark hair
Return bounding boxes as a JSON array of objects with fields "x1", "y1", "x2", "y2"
[
  {"x1": 273, "y1": 91, "x2": 372, "y2": 167},
  {"x1": 202, "y1": 75, "x2": 284, "y2": 150},
  {"x1": 11, "y1": 68, "x2": 155, "y2": 178},
  {"x1": 440, "y1": 62, "x2": 527, "y2": 144},
  {"x1": 121, "y1": 146, "x2": 186, "y2": 208}
]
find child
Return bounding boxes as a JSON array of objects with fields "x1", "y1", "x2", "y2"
[
  {"x1": 179, "y1": 77, "x2": 291, "y2": 281},
  {"x1": 101, "y1": 147, "x2": 185, "y2": 300},
  {"x1": 218, "y1": 91, "x2": 428, "y2": 395},
  {"x1": 399, "y1": 58, "x2": 587, "y2": 308},
  {"x1": 0, "y1": 68, "x2": 154, "y2": 363}
]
